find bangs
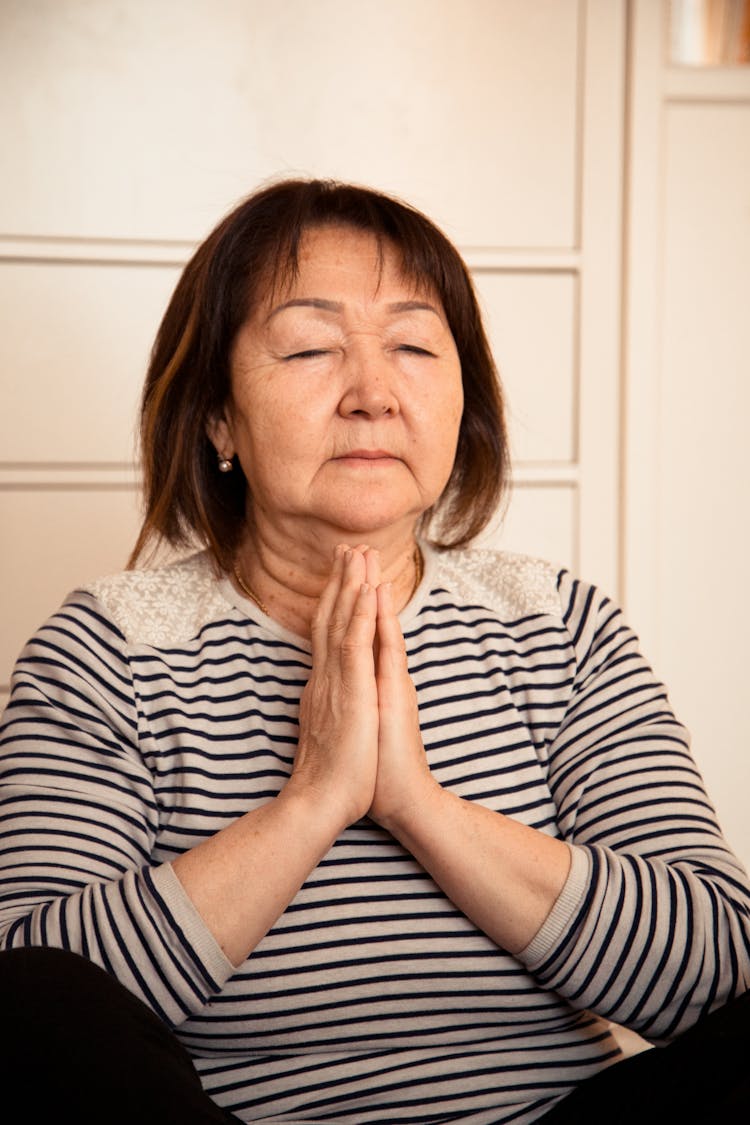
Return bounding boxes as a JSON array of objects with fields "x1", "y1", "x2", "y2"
[{"x1": 246, "y1": 183, "x2": 460, "y2": 323}]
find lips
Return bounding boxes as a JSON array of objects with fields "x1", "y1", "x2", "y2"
[{"x1": 336, "y1": 449, "x2": 395, "y2": 460}]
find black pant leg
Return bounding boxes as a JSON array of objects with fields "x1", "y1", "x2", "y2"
[
  {"x1": 0, "y1": 946, "x2": 243, "y2": 1125},
  {"x1": 540, "y1": 990, "x2": 750, "y2": 1124}
]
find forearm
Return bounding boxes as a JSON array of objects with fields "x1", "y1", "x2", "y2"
[
  {"x1": 523, "y1": 843, "x2": 750, "y2": 1039},
  {"x1": 174, "y1": 550, "x2": 386, "y2": 967},
  {"x1": 379, "y1": 782, "x2": 571, "y2": 955},
  {"x1": 0, "y1": 860, "x2": 225, "y2": 1026},
  {"x1": 172, "y1": 779, "x2": 345, "y2": 966},
  {"x1": 1, "y1": 777, "x2": 347, "y2": 1013}
]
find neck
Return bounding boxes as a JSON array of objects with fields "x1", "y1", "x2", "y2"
[{"x1": 232, "y1": 514, "x2": 423, "y2": 637}]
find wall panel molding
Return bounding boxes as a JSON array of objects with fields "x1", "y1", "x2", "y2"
[
  {"x1": 0, "y1": 235, "x2": 584, "y2": 272},
  {"x1": 1, "y1": 0, "x2": 625, "y2": 733}
]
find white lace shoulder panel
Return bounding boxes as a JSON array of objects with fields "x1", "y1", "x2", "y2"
[
  {"x1": 84, "y1": 551, "x2": 230, "y2": 648},
  {"x1": 431, "y1": 547, "x2": 561, "y2": 621}
]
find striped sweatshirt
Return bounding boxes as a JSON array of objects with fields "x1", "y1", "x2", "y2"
[{"x1": 2, "y1": 544, "x2": 750, "y2": 1124}]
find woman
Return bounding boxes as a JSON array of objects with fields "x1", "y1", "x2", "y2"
[{"x1": 1, "y1": 179, "x2": 749, "y2": 1124}]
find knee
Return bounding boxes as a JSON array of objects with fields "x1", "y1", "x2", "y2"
[
  {"x1": 1, "y1": 948, "x2": 116, "y2": 1062},
  {"x1": 0, "y1": 946, "x2": 119, "y2": 1025},
  {"x1": 0, "y1": 947, "x2": 199, "y2": 1119},
  {"x1": 1, "y1": 944, "x2": 96, "y2": 991}
]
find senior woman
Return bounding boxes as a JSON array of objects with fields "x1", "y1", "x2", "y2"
[{"x1": 1, "y1": 180, "x2": 749, "y2": 1124}]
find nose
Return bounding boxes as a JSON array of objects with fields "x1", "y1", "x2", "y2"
[{"x1": 337, "y1": 338, "x2": 399, "y2": 418}]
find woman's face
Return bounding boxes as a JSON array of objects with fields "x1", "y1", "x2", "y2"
[{"x1": 210, "y1": 224, "x2": 464, "y2": 542}]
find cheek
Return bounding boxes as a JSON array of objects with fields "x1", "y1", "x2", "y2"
[
  {"x1": 433, "y1": 377, "x2": 464, "y2": 435},
  {"x1": 235, "y1": 386, "x2": 305, "y2": 443},
  {"x1": 438, "y1": 382, "x2": 464, "y2": 464},
  {"x1": 416, "y1": 395, "x2": 463, "y2": 481},
  {"x1": 449, "y1": 389, "x2": 464, "y2": 426},
  {"x1": 247, "y1": 398, "x2": 334, "y2": 475}
]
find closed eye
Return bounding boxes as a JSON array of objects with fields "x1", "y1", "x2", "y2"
[
  {"x1": 397, "y1": 344, "x2": 436, "y2": 356},
  {"x1": 283, "y1": 349, "x2": 332, "y2": 361}
]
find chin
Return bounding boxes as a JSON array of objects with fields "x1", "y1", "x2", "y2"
[
  {"x1": 306, "y1": 482, "x2": 432, "y2": 540},
  {"x1": 321, "y1": 503, "x2": 422, "y2": 538}
]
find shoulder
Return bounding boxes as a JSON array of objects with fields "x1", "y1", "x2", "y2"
[
  {"x1": 82, "y1": 550, "x2": 230, "y2": 648},
  {"x1": 429, "y1": 546, "x2": 562, "y2": 621}
]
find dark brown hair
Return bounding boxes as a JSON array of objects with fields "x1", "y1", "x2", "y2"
[{"x1": 129, "y1": 178, "x2": 509, "y2": 570}]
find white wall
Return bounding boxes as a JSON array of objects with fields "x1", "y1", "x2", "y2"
[
  {"x1": 0, "y1": 0, "x2": 624, "y2": 690},
  {"x1": 2, "y1": 0, "x2": 748, "y2": 869},
  {"x1": 624, "y1": 0, "x2": 750, "y2": 866}
]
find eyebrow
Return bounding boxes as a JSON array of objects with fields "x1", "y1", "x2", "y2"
[
  {"x1": 387, "y1": 300, "x2": 443, "y2": 318},
  {"x1": 266, "y1": 297, "x2": 443, "y2": 321},
  {"x1": 267, "y1": 298, "x2": 343, "y2": 321}
]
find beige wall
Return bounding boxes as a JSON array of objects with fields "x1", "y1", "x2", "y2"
[
  {"x1": 624, "y1": 0, "x2": 750, "y2": 865},
  {"x1": 1, "y1": 1, "x2": 748, "y2": 864}
]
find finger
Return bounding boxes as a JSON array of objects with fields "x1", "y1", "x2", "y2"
[
  {"x1": 376, "y1": 582, "x2": 409, "y2": 678},
  {"x1": 315, "y1": 544, "x2": 348, "y2": 622},
  {"x1": 327, "y1": 548, "x2": 368, "y2": 645},
  {"x1": 367, "y1": 549, "x2": 382, "y2": 662},
  {"x1": 311, "y1": 544, "x2": 348, "y2": 659},
  {"x1": 340, "y1": 582, "x2": 378, "y2": 678},
  {"x1": 363, "y1": 547, "x2": 381, "y2": 589}
]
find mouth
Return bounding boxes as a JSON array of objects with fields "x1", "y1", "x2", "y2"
[{"x1": 334, "y1": 449, "x2": 399, "y2": 462}]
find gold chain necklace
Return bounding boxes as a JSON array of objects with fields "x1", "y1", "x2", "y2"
[
  {"x1": 233, "y1": 547, "x2": 424, "y2": 617},
  {"x1": 412, "y1": 544, "x2": 424, "y2": 592},
  {"x1": 232, "y1": 562, "x2": 269, "y2": 614}
]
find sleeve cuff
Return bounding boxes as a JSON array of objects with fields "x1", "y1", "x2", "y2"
[
  {"x1": 517, "y1": 843, "x2": 591, "y2": 968},
  {"x1": 150, "y1": 861, "x2": 237, "y2": 984}
]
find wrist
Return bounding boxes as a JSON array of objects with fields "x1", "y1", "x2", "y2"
[
  {"x1": 371, "y1": 772, "x2": 446, "y2": 837},
  {"x1": 279, "y1": 772, "x2": 358, "y2": 842}
]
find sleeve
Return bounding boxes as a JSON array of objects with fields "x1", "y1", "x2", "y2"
[
  {"x1": 516, "y1": 571, "x2": 750, "y2": 1043},
  {"x1": 0, "y1": 590, "x2": 235, "y2": 1027}
]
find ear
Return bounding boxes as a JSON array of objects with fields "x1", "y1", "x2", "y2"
[{"x1": 206, "y1": 413, "x2": 234, "y2": 460}]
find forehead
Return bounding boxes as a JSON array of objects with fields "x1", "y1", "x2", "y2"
[{"x1": 264, "y1": 224, "x2": 438, "y2": 310}]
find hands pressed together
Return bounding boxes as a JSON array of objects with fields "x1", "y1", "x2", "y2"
[
  {"x1": 292, "y1": 544, "x2": 435, "y2": 834},
  {"x1": 175, "y1": 542, "x2": 570, "y2": 966}
]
